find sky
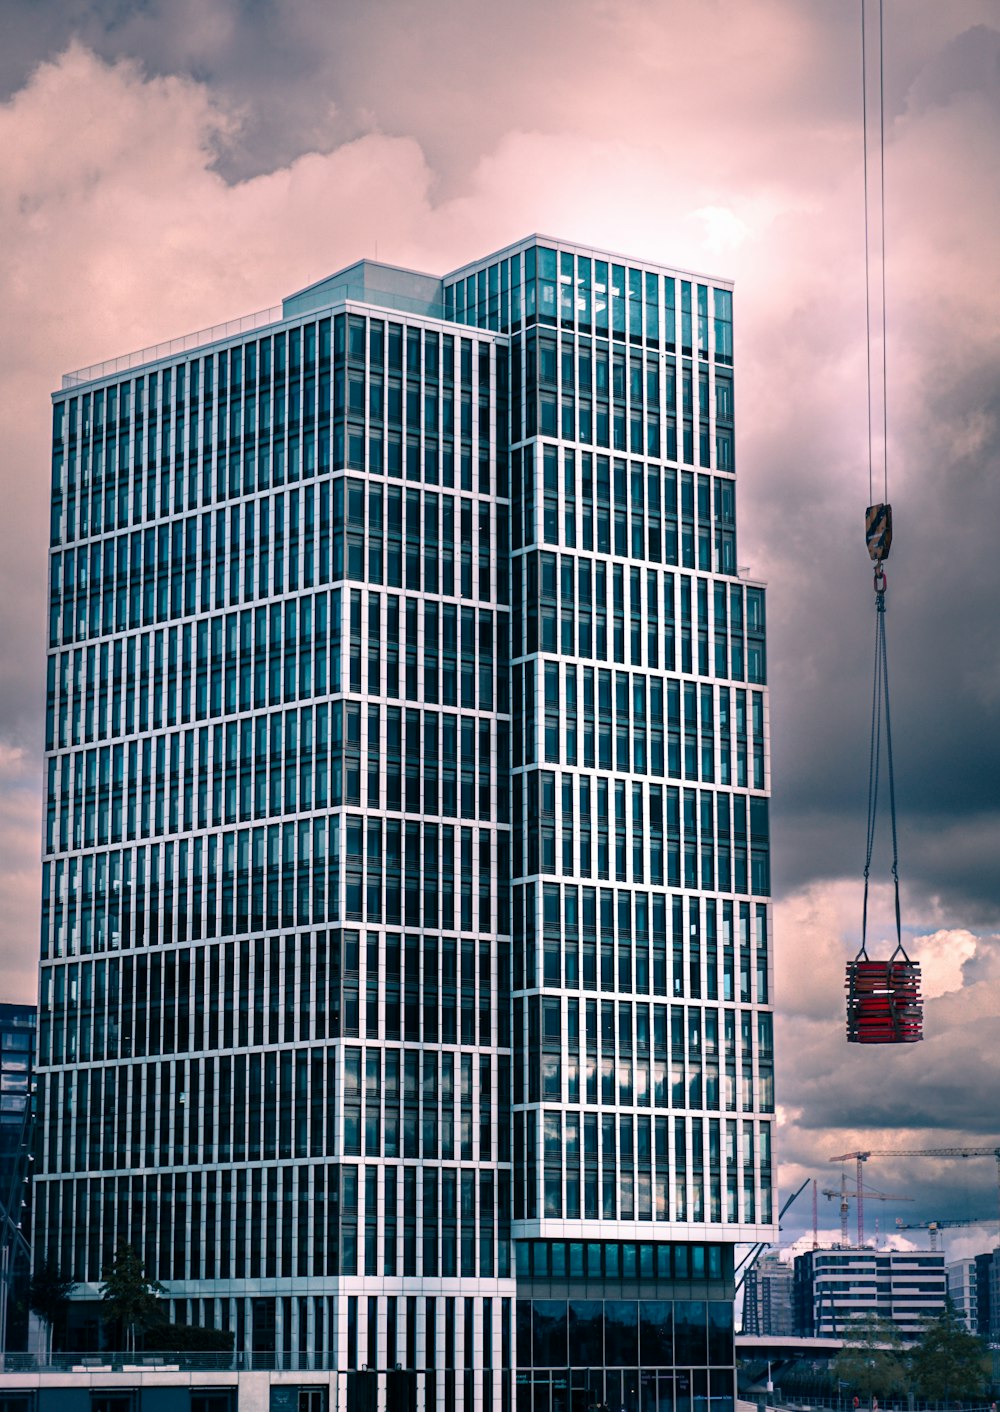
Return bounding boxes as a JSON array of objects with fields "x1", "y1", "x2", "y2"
[{"x1": 1, "y1": 0, "x2": 998, "y2": 1258}]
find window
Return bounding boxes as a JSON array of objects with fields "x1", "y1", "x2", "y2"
[
  {"x1": 193, "y1": 1394, "x2": 236, "y2": 1412},
  {"x1": 91, "y1": 1397, "x2": 135, "y2": 1412},
  {"x1": 0, "y1": 1396, "x2": 36, "y2": 1412}
]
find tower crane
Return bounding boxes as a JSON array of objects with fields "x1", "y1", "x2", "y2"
[
  {"x1": 821, "y1": 1171, "x2": 912, "y2": 1247},
  {"x1": 894, "y1": 1216, "x2": 994, "y2": 1252},
  {"x1": 830, "y1": 1147, "x2": 1000, "y2": 1248}
]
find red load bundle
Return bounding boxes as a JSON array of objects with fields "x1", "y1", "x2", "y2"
[{"x1": 846, "y1": 957, "x2": 923, "y2": 1043}]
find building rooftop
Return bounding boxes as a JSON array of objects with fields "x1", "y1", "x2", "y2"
[{"x1": 61, "y1": 234, "x2": 734, "y2": 389}]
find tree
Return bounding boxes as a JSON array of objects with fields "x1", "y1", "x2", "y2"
[
  {"x1": 908, "y1": 1304, "x2": 990, "y2": 1402},
  {"x1": 28, "y1": 1259, "x2": 76, "y2": 1360},
  {"x1": 99, "y1": 1245, "x2": 166, "y2": 1354},
  {"x1": 831, "y1": 1313, "x2": 907, "y2": 1402}
]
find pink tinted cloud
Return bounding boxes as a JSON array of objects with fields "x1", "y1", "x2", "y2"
[{"x1": 0, "y1": 17, "x2": 997, "y2": 1245}]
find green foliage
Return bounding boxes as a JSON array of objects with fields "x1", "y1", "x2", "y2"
[
  {"x1": 144, "y1": 1322, "x2": 235, "y2": 1352},
  {"x1": 28, "y1": 1259, "x2": 76, "y2": 1355},
  {"x1": 831, "y1": 1313, "x2": 907, "y2": 1400},
  {"x1": 99, "y1": 1245, "x2": 167, "y2": 1353},
  {"x1": 908, "y1": 1304, "x2": 990, "y2": 1401},
  {"x1": 28, "y1": 1258, "x2": 75, "y2": 1326}
]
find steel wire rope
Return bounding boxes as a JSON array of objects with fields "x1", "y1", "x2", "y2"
[
  {"x1": 855, "y1": 0, "x2": 909, "y2": 966},
  {"x1": 879, "y1": 599, "x2": 905, "y2": 958},
  {"x1": 862, "y1": 0, "x2": 890, "y2": 505},
  {"x1": 859, "y1": 598, "x2": 883, "y2": 960},
  {"x1": 878, "y1": 0, "x2": 889, "y2": 505},
  {"x1": 862, "y1": 0, "x2": 874, "y2": 506}
]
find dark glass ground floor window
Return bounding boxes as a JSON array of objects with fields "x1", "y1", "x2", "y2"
[
  {"x1": 269, "y1": 1388, "x2": 327, "y2": 1412},
  {"x1": 568, "y1": 1301, "x2": 602, "y2": 1367},
  {"x1": 252, "y1": 1297, "x2": 276, "y2": 1353},
  {"x1": 604, "y1": 1300, "x2": 638, "y2": 1366},
  {"x1": 516, "y1": 1297, "x2": 728, "y2": 1377},
  {"x1": 673, "y1": 1300, "x2": 707, "y2": 1366},
  {"x1": 707, "y1": 1301, "x2": 734, "y2": 1365},
  {"x1": 639, "y1": 1300, "x2": 672, "y2": 1365},
  {"x1": 532, "y1": 1300, "x2": 567, "y2": 1368},
  {"x1": 0, "y1": 1395, "x2": 35, "y2": 1412},
  {"x1": 91, "y1": 1395, "x2": 135, "y2": 1412},
  {"x1": 193, "y1": 1392, "x2": 236, "y2": 1412}
]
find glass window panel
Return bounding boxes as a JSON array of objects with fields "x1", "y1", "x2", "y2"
[
  {"x1": 604, "y1": 1300, "x2": 638, "y2": 1367},
  {"x1": 673, "y1": 1299, "x2": 707, "y2": 1365},
  {"x1": 532, "y1": 1299, "x2": 568, "y2": 1368},
  {"x1": 639, "y1": 1300, "x2": 673, "y2": 1366},
  {"x1": 568, "y1": 1300, "x2": 603, "y2": 1366}
]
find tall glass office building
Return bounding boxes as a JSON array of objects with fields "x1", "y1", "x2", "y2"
[{"x1": 39, "y1": 236, "x2": 775, "y2": 1410}]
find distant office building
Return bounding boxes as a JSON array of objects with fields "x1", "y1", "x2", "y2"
[
  {"x1": 0, "y1": 1002, "x2": 36, "y2": 1353},
  {"x1": 945, "y1": 1249, "x2": 997, "y2": 1340},
  {"x1": 990, "y1": 1249, "x2": 1000, "y2": 1343},
  {"x1": 0, "y1": 1002, "x2": 34, "y2": 1151},
  {"x1": 949, "y1": 1253, "x2": 994, "y2": 1338},
  {"x1": 973, "y1": 1250, "x2": 994, "y2": 1340},
  {"x1": 743, "y1": 1252, "x2": 794, "y2": 1335},
  {"x1": 794, "y1": 1247, "x2": 946, "y2": 1340},
  {"x1": 946, "y1": 1255, "x2": 984, "y2": 1334}
]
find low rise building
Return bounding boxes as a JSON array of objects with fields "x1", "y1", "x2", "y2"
[
  {"x1": 793, "y1": 1247, "x2": 946, "y2": 1341},
  {"x1": 1, "y1": 1368, "x2": 376, "y2": 1412}
]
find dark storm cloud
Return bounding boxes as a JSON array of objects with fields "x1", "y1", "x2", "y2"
[
  {"x1": 775, "y1": 815, "x2": 1000, "y2": 927},
  {"x1": 0, "y1": 0, "x2": 629, "y2": 183},
  {"x1": 0, "y1": 0, "x2": 947, "y2": 186},
  {"x1": 4, "y1": 0, "x2": 996, "y2": 876},
  {"x1": 764, "y1": 359, "x2": 1000, "y2": 913},
  {"x1": 0, "y1": 0, "x2": 997, "y2": 1194},
  {"x1": 907, "y1": 22, "x2": 1000, "y2": 113},
  {"x1": 733, "y1": 16, "x2": 1000, "y2": 913}
]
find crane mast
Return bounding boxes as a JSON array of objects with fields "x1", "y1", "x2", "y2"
[{"x1": 820, "y1": 1171, "x2": 912, "y2": 1247}]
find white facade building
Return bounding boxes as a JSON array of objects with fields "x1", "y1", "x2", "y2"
[{"x1": 794, "y1": 1248, "x2": 946, "y2": 1341}]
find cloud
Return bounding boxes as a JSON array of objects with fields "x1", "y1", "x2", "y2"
[
  {"x1": 772, "y1": 877, "x2": 1000, "y2": 1247},
  {"x1": 0, "y1": 10, "x2": 997, "y2": 1270},
  {"x1": 0, "y1": 0, "x2": 869, "y2": 186}
]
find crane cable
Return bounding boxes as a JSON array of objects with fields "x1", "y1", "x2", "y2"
[
  {"x1": 856, "y1": 0, "x2": 907, "y2": 966},
  {"x1": 858, "y1": 568, "x2": 905, "y2": 961},
  {"x1": 862, "y1": 0, "x2": 889, "y2": 509}
]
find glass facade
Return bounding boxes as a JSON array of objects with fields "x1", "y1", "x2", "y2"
[
  {"x1": 1, "y1": 1003, "x2": 36, "y2": 1353},
  {"x1": 443, "y1": 238, "x2": 773, "y2": 1412},
  {"x1": 39, "y1": 238, "x2": 774, "y2": 1410}
]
